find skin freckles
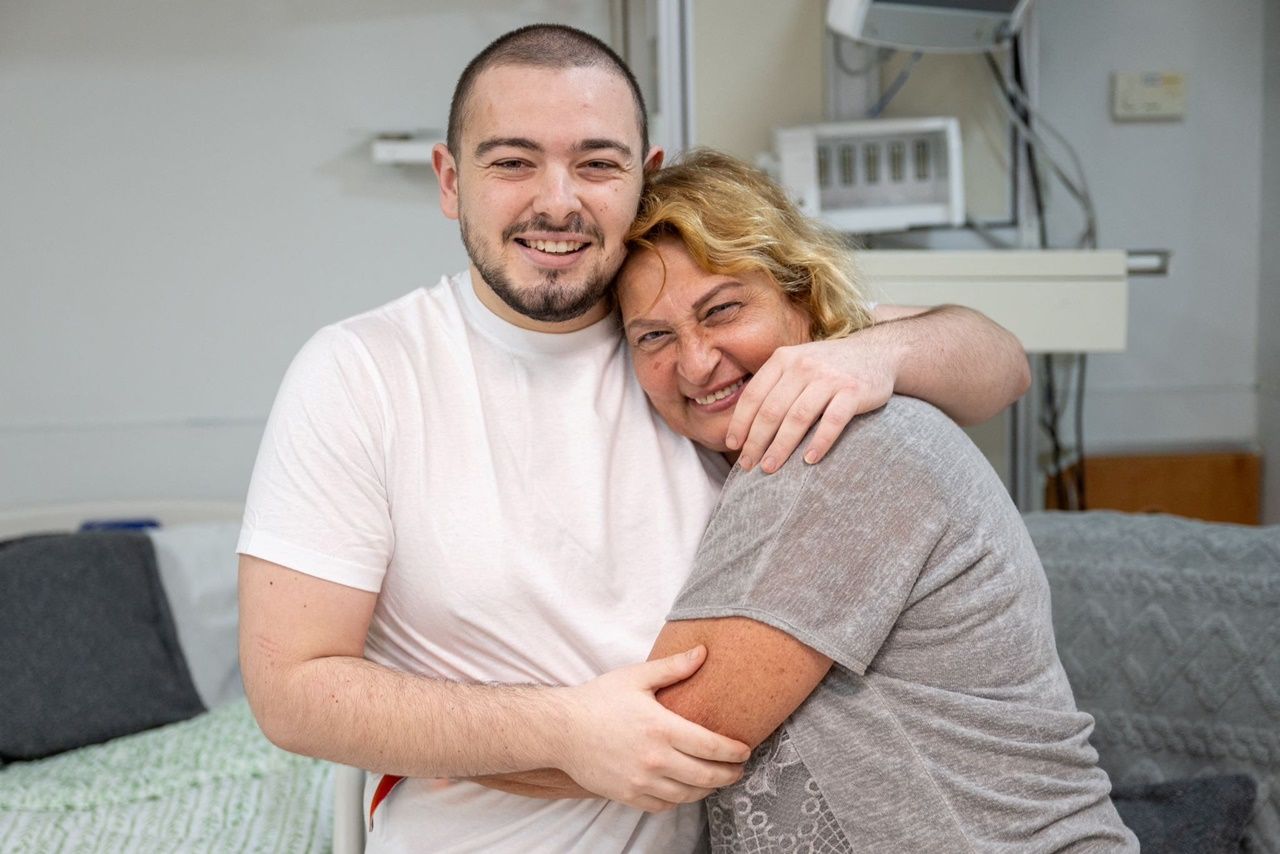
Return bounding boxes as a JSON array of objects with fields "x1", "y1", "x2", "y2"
[{"x1": 617, "y1": 237, "x2": 811, "y2": 455}]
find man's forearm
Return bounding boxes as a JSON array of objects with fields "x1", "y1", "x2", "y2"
[
  {"x1": 241, "y1": 557, "x2": 745, "y2": 809},
  {"x1": 877, "y1": 304, "x2": 1030, "y2": 425},
  {"x1": 470, "y1": 768, "x2": 596, "y2": 799},
  {"x1": 251, "y1": 654, "x2": 567, "y2": 779}
]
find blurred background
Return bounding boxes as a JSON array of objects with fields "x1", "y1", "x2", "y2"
[{"x1": 2, "y1": 0, "x2": 1276, "y2": 523}]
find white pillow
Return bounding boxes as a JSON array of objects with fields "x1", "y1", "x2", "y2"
[{"x1": 148, "y1": 522, "x2": 244, "y2": 709}]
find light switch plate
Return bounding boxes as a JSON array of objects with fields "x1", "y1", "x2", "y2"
[{"x1": 1112, "y1": 71, "x2": 1187, "y2": 121}]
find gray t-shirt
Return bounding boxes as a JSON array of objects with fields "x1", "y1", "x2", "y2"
[{"x1": 669, "y1": 396, "x2": 1138, "y2": 853}]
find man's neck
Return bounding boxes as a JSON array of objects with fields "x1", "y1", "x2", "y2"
[{"x1": 468, "y1": 266, "x2": 611, "y2": 334}]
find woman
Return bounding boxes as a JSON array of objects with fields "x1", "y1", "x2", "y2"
[{"x1": 622, "y1": 150, "x2": 1137, "y2": 852}]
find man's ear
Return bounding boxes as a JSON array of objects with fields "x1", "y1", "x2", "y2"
[
  {"x1": 642, "y1": 146, "x2": 665, "y2": 174},
  {"x1": 433, "y1": 143, "x2": 460, "y2": 221}
]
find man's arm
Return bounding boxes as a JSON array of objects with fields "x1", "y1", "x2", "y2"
[
  {"x1": 728, "y1": 304, "x2": 1030, "y2": 472},
  {"x1": 472, "y1": 616, "x2": 829, "y2": 798},
  {"x1": 238, "y1": 555, "x2": 749, "y2": 812}
]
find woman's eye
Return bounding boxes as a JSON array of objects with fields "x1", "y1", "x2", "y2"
[
  {"x1": 635, "y1": 330, "x2": 668, "y2": 347},
  {"x1": 705, "y1": 302, "x2": 741, "y2": 320}
]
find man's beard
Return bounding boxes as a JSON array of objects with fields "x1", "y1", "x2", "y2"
[{"x1": 461, "y1": 213, "x2": 614, "y2": 324}]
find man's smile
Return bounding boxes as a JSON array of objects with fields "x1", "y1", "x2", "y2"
[{"x1": 515, "y1": 238, "x2": 588, "y2": 255}]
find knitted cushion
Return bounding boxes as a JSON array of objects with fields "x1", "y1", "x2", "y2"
[{"x1": 1026, "y1": 511, "x2": 1280, "y2": 853}]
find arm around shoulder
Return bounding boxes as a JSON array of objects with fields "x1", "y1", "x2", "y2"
[
  {"x1": 871, "y1": 303, "x2": 1030, "y2": 426},
  {"x1": 725, "y1": 303, "x2": 1029, "y2": 473}
]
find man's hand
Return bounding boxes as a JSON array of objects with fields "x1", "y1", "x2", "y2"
[
  {"x1": 726, "y1": 337, "x2": 896, "y2": 473},
  {"x1": 726, "y1": 304, "x2": 1030, "y2": 472},
  {"x1": 551, "y1": 646, "x2": 749, "y2": 812}
]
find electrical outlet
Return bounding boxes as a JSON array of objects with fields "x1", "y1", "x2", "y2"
[{"x1": 1111, "y1": 71, "x2": 1186, "y2": 121}]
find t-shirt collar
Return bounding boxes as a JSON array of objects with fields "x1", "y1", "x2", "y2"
[{"x1": 453, "y1": 269, "x2": 620, "y2": 356}]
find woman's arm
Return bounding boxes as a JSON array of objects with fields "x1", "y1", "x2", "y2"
[
  {"x1": 472, "y1": 617, "x2": 831, "y2": 798},
  {"x1": 648, "y1": 617, "x2": 832, "y2": 749}
]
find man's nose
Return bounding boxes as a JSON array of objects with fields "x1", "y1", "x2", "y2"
[
  {"x1": 678, "y1": 334, "x2": 720, "y2": 386},
  {"x1": 532, "y1": 165, "x2": 582, "y2": 225}
]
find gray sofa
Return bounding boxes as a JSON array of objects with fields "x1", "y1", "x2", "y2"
[{"x1": 1026, "y1": 511, "x2": 1280, "y2": 853}]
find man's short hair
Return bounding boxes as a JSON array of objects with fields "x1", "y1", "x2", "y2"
[{"x1": 447, "y1": 24, "x2": 649, "y2": 158}]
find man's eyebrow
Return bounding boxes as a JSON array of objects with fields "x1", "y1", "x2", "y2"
[
  {"x1": 576, "y1": 138, "x2": 633, "y2": 159},
  {"x1": 474, "y1": 137, "x2": 542, "y2": 157}
]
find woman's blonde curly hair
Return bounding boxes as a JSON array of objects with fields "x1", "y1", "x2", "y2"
[{"x1": 625, "y1": 148, "x2": 872, "y2": 341}]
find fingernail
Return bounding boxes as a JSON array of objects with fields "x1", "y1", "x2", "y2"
[
  {"x1": 761, "y1": 457, "x2": 776, "y2": 472},
  {"x1": 804, "y1": 450, "x2": 818, "y2": 464},
  {"x1": 725, "y1": 433, "x2": 739, "y2": 449},
  {"x1": 737, "y1": 456, "x2": 753, "y2": 470},
  {"x1": 686, "y1": 646, "x2": 702, "y2": 660}
]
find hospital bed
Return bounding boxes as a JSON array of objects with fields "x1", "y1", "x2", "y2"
[
  {"x1": 0, "y1": 501, "x2": 333, "y2": 853},
  {"x1": 5, "y1": 502, "x2": 1273, "y2": 853}
]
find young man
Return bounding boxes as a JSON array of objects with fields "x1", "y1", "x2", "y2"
[{"x1": 237, "y1": 24, "x2": 1031, "y2": 853}]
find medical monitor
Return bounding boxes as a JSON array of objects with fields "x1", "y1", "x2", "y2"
[{"x1": 827, "y1": 0, "x2": 1034, "y2": 52}]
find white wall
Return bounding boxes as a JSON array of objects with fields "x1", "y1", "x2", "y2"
[
  {"x1": 1035, "y1": 0, "x2": 1264, "y2": 453},
  {"x1": 691, "y1": 0, "x2": 824, "y2": 159},
  {"x1": 0, "y1": 1, "x2": 611, "y2": 508},
  {"x1": 5, "y1": 1, "x2": 1274, "y2": 514},
  {"x1": 1260, "y1": 2, "x2": 1280, "y2": 523}
]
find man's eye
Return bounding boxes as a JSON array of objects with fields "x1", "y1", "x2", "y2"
[
  {"x1": 492, "y1": 159, "x2": 529, "y2": 170},
  {"x1": 583, "y1": 160, "x2": 620, "y2": 171}
]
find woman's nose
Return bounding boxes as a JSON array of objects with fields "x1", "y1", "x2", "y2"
[{"x1": 678, "y1": 335, "x2": 720, "y2": 385}]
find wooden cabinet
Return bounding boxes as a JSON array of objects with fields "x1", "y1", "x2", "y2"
[{"x1": 1046, "y1": 452, "x2": 1262, "y2": 525}]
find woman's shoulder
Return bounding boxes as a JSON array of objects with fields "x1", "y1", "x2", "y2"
[
  {"x1": 804, "y1": 395, "x2": 1000, "y2": 499},
  {"x1": 831, "y1": 395, "x2": 968, "y2": 458}
]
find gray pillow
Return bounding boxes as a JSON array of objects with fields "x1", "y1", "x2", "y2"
[
  {"x1": 1111, "y1": 774, "x2": 1255, "y2": 854},
  {"x1": 0, "y1": 531, "x2": 205, "y2": 761}
]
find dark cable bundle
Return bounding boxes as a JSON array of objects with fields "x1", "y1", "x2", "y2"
[{"x1": 987, "y1": 38, "x2": 1092, "y2": 510}]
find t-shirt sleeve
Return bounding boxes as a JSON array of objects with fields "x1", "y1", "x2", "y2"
[
  {"x1": 237, "y1": 326, "x2": 394, "y2": 593},
  {"x1": 667, "y1": 402, "x2": 952, "y2": 674}
]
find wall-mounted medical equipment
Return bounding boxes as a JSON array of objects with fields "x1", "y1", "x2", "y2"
[
  {"x1": 826, "y1": 0, "x2": 1034, "y2": 53},
  {"x1": 774, "y1": 116, "x2": 964, "y2": 234}
]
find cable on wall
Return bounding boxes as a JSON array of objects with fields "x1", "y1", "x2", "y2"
[{"x1": 987, "y1": 44, "x2": 1096, "y2": 510}]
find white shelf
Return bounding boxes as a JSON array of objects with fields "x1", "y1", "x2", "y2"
[
  {"x1": 371, "y1": 135, "x2": 441, "y2": 165},
  {"x1": 860, "y1": 250, "x2": 1128, "y2": 353}
]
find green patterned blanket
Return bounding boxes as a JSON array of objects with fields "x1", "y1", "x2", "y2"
[{"x1": 0, "y1": 699, "x2": 331, "y2": 853}]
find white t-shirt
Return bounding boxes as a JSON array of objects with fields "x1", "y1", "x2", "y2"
[{"x1": 238, "y1": 271, "x2": 725, "y2": 853}]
